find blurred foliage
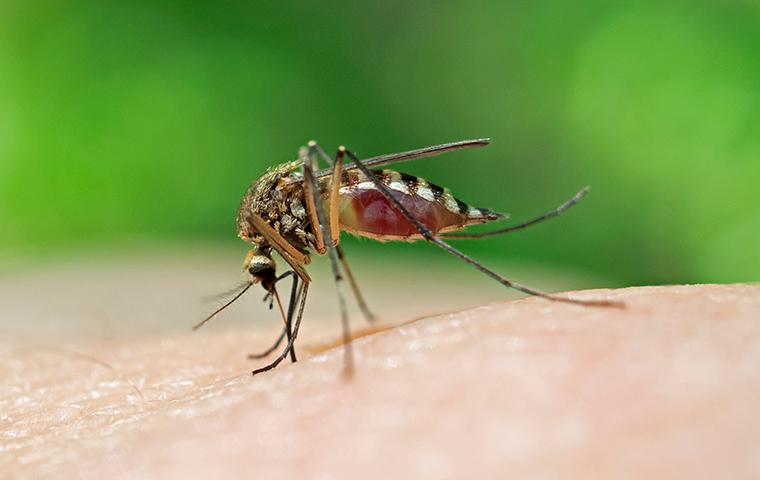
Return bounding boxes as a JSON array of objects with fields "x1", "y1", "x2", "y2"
[{"x1": 0, "y1": 0, "x2": 758, "y2": 285}]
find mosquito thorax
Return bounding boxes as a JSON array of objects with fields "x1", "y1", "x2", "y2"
[{"x1": 237, "y1": 160, "x2": 312, "y2": 251}]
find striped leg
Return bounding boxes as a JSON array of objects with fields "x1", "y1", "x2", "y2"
[
  {"x1": 342, "y1": 148, "x2": 623, "y2": 309},
  {"x1": 336, "y1": 244, "x2": 375, "y2": 322}
]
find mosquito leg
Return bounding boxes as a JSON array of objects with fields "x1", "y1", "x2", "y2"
[
  {"x1": 304, "y1": 141, "x2": 355, "y2": 376},
  {"x1": 316, "y1": 145, "x2": 376, "y2": 322},
  {"x1": 248, "y1": 328, "x2": 287, "y2": 359},
  {"x1": 343, "y1": 149, "x2": 623, "y2": 309},
  {"x1": 315, "y1": 138, "x2": 491, "y2": 179},
  {"x1": 301, "y1": 147, "x2": 327, "y2": 254},
  {"x1": 313, "y1": 143, "x2": 334, "y2": 167},
  {"x1": 327, "y1": 147, "x2": 344, "y2": 244},
  {"x1": 301, "y1": 145, "x2": 343, "y2": 252},
  {"x1": 336, "y1": 244, "x2": 376, "y2": 322},
  {"x1": 276, "y1": 271, "x2": 299, "y2": 363},
  {"x1": 442, "y1": 187, "x2": 590, "y2": 239},
  {"x1": 252, "y1": 283, "x2": 310, "y2": 376},
  {"x1": 248, "y1": 271, "x2": 299, "y2": 362},
  {"x1": 283, "y1": 272, "x2": 300, "y2": 363}
]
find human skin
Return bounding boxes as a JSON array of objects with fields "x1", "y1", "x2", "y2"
[{"x1": 2, "y1": 280, "x2": 759, "y2": 479}]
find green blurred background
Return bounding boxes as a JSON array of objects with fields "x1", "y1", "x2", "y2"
[{"x1": 1, "y1": 0, "x2": 758, "y2": 287}]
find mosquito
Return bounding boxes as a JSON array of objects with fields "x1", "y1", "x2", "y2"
[{"x1": 193, "y1": 138, "x2": 622, "y2": 376}]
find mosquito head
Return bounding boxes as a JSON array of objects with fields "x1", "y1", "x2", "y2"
[
  {"x1": 243, "y1": 247, "x2": 277, "y2": 290},
  {"x1": 192, "y1": 247, "x2": 280, "y2": 332}
]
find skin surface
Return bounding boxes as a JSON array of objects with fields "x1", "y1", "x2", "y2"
[{"x1": 1, "y1": 257, "x2": 759, "y2": 479}]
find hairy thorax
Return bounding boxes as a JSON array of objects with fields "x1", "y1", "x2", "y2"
[{"x1": 237, "y1": 160, "x2": 314, "y2": 252}]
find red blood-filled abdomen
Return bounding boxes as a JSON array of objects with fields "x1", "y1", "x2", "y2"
[{"x1": 338, "y1": 188, "x2": 462, "y2": 239}]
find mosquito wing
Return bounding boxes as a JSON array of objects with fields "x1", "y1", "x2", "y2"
[{"x1": 314, "y1": 138, "x2": 491, "y2": 179}]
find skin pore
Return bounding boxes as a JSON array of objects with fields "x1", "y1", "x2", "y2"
[{"x1": 1, "y1": 254, "x2": 759, "y2": 478}]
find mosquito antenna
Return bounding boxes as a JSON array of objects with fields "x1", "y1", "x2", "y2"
[
  {"x1": 203, "y1": 280, "x2": 253, "y2": 303},
  {"x1": 193, "y1": 282, "x2": 253, "y2": 331},
  {"x1": 442, "y1": 187, "x2": 590, "y2": 239}
]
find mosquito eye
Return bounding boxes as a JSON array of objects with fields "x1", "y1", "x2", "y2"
[{"x1": 248, "y1": 263, "x2": 270, "y2": 275}]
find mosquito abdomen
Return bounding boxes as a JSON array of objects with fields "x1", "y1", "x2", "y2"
[{"x1": 333, "y1": 169, "x2": 503, "y2": 240}]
